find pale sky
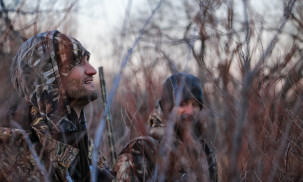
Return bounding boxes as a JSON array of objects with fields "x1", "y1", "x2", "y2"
[
  {"x1": 75, "y1": 0, "x2": 145, "y2": 70},
  {"x1": 72, "y1": 0, "x2": 284, "y2": 71}
]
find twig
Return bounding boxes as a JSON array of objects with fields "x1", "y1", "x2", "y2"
[{"x1": 91, "y1": 1, "x2": 164, "y2": 181}]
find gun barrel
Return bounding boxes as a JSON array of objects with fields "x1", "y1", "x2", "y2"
[{"x1": 98, "y1": 67, "x2": 117, "y2": 165}]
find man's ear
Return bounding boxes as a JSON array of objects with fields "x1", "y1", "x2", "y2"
[
  {"x1": 159, "y1": 99, "x2": 170, "y2": 114},
  {"x1": 159, "y1": 99, "x2": 164, "y2": 112}
]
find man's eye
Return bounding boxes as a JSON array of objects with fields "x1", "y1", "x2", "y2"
[
  {"x1": 74, "y1": 59, "x2": 82, "y2": 65},
  {"x1": 180, "y1": 101, "x2": 187, "y2": 107}
]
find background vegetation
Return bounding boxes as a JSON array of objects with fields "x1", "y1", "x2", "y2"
[{"x1": 0, "y1": 0, "x2": 302, "y2": 181}]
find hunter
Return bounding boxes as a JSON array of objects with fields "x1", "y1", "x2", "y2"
[
  {"x1": 0, "y1": 30, "x2": 114, "y2": 182},
  {"x1": 114, "y1": 73, "x2": 218, "y2": 182}
]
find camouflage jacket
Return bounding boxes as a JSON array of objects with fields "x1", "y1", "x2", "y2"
[
  {"x1": 0, "y1": 108, "x2": 112, "y2": 182},
  {"x1": 114, "y1": 106, "x2": 218, "y2": 182},
  {"x1": 0, "y1": 30, "x2": 114, "y2": 181}
]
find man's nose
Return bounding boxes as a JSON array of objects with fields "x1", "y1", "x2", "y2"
[
  {"x1": 183, "y1": 104, "x2": 194, "y2": 115},
  {"x1": 85, "y1": 62, "x2": 97, "y2": 75}
]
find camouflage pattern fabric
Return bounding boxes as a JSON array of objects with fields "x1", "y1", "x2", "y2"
[
  {"x1": 0, "y1": 30, "x2": 113, "y2": 181},
  {"x1": 114, "y1": 106, "x2": 218, "y2": 182},
  {"x1": 0, "y1": 126, "x2": 111, "y2": 181},
  {"x1": 114, "y1": 136, "x2": 159, "y2": 182},
  {"x1": 0, "y1": 127, "x2": 48, "y2": 182},
  {"x1": 147, "y1": 101, "x2": 166, "y2": 140}
]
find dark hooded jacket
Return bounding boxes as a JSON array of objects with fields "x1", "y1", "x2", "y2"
[{"x1": 0, "y1": 30, "x2": 113, "y2": 182}]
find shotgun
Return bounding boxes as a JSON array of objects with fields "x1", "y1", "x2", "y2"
[{"x1": 98, "y1": 67, "x2": 117, "y2": 165}]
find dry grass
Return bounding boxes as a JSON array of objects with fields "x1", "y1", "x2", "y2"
[{"x1": 1, "y1": 0, "x2": 303, "y2": 181}]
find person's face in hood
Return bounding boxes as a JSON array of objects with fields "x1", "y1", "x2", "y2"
[
  {"x1": 177, "y1": 98, "x2": 200, "y2": 124},
  {"x1": 54, "y1": 33, "x2": 98, "y2": 108},
  {"x1": 11, "y1": 30, "x2": 99, "y2": 132},
  {"x1": 159, "y1": 73, "x2": 203, "y2": 140},
  {"x1": 61, "y1": 55, "x2": 98, "y2": 107},
  {"x1": 173, "y1": 98, "x2": 200, "y2": 140}
]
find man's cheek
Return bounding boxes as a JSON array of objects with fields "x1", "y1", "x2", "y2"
[
  {"x1": 70, "y1": 79, "x2": 82, "y2": 88},
  {"x1": 66, "y1": 79, "x2": 80, "y2": 92}
]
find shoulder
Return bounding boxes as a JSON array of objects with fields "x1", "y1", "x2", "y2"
[
  {"x1": 114, "y1": 136, "x2": 159, "y2": 182},
  {"x1": 117, "y1": 136, "x2": 159, "y2": 169},
  {"x1": 120, "y1": 136, "x2": 159, "y2": 155}
]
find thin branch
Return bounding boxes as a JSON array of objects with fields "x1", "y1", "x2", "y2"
[
  {"x1": 91, "y1": 1, "x2": 164, "y2": 181},
  {"x1": 252, "y1": 0, "x2": 297, "y2": 76}
]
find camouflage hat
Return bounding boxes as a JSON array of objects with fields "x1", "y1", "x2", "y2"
[
  {"x1": 10, "y1": 30, "x2": 90, "y2": 133},
  {"x1": 54, "y1": 33, "x2": 90, "y2": 76},
  {"x1": 159, "y1": 73, "x2": 203, "y2": 113}
]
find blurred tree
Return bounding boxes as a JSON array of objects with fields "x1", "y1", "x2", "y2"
[
  {"x1": 0, "y1": 0, "x2": 302, "y2": 181},
  {"x1": 107, "y1": 0, "x2": 302, "y2": 181}
]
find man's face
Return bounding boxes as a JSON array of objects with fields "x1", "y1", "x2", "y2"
[
  {"x1": 174, "y1": 98, "x2": 201, "y2": 137},
  {"x1": 61, "y1": 55, "x2": 98, "y2": 107}
]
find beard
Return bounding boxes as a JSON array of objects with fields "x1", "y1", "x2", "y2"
[
  {"x1": 64, "y1": 79, "x2": 98, "y2": 107},
  {"x1": 68, "y1": 87, "x2": 98, "y2": 106},
  {"x1": 175, "y1": 113, "x2": 199, "y2": 140}
]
